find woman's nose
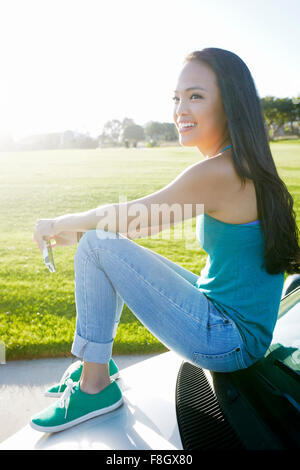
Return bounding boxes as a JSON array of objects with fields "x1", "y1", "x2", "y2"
[{"x1": 176, "y1": 100, "x2": 187, "y2": 113}]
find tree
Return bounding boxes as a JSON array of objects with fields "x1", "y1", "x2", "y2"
[
  {"x1": 144, "y1": 121, "x2": 164, "y2": 140},
  {"x1": 261, "y1": 96, "x2": 280, "y2": 139},
  {"x1": 161, "y1": 122, "x2": 178, "y2": 141},
  {"x1": 101, "y1": 119, "x2": 123, "y2": 146},
  {"x1": 122, "y1": 124, "x2": 145, "y2": 147},
  {"x1": 60, "y1": 130, "x2": 75, "y2": 149},
  {"x1": 261, "y1": 96, "x2": 300, "y2": 139},
  {"x1": 144, "y1": 121, "x2": 177, "y2": 142},
  {"x1": 289, "y1": 97, "x2": 300, "y2": 134},
  {"x1": 73, "y1": 132, "x2": 98, "y2": 149},
  {"x1": 121, "y1": 117, "x2": 135, "y2": 130}
]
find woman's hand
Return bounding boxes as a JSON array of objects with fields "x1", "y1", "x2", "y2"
[
  {"x1": 33, "y1": 218, "x2": 57, "y2": 254},
  {"x1": 33, "y1": 217, "x2": 83, "y2": 253}
]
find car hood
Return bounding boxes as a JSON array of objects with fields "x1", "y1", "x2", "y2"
[{"x1": 1, "y1": 351, "x2": 184, "y2": 450}]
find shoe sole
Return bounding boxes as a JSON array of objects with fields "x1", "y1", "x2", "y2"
[
  {"x1": 30, "y1": 396, "x2": 124, "y2": 433},
  {"x1": 44, "y1": 371, "x2": 120, "y2": 398}
]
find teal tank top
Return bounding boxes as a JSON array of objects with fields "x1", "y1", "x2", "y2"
[{"x1": 194, "y1": 213, "x2": 285, "y2": 362}]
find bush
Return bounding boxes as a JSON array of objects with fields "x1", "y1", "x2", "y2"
[{"x1": 146, "y1": 139, "x2": 158, "y2": 147}]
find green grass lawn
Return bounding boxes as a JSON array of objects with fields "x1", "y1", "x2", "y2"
[{"x1": 0, "y1": 141, "x2": 299, "y2": 361}]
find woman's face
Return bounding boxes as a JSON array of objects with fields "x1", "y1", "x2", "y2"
[{"x1": 173, "y1": 60, "x2": 229, "y2": 155}]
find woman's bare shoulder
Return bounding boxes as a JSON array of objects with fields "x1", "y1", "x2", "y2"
[{"x1": 204, "y1": 154, "x2": 258, "y2": 223}]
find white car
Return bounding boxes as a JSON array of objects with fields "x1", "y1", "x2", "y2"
[{"x1": 2, "y1": 275, "x2": 300, "y2": 451}]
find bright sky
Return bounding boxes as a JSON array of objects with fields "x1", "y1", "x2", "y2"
[{"x1": 0, "y1": 0, "x2": 299, "y2": 140}]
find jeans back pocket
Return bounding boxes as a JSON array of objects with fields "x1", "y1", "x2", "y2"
[{"x1": 192, "y1": 346, "x2": 245, "y2": 373}]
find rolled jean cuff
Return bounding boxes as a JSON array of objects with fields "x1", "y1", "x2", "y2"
[{"x1": 71, "y1": 332, "x2": 114, "y2": 364}]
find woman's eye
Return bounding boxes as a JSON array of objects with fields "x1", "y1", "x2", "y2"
[{"x1": 172, "y1": 94, "x2": 203, "y2": 102}]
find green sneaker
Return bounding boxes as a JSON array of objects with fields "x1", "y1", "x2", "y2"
[
  {"x1": 44, "y1": 358, "x2": 119, "y2": 398},
  {"x1": 31, "y1": 378, "x2": 123, "y2": 433}
]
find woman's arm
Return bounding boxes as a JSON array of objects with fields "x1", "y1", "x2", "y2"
[
  {"x1": 33, "y1": 157, "x2": 228, "y2": 252},
  {"x1": 52, "y1": 202, "x2": 161, "y2": 240},
  {"x1": 52, "y1": 158, "x2": 222, "y2": 239}
]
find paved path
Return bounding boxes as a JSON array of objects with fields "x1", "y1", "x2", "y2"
[{"x1": 0, "y1": 354, "x2": 158, "y2": 443}]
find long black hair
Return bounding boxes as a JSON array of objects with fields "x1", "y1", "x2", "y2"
[{"x1": 183, "y1": 47, "x2": 300, "y2": 275}]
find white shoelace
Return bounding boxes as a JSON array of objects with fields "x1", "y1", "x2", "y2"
[
  {"x1": 57, "y1": 360, "x2": 81, "y2": 393},
  {"x1": 58, "y1": 378, "x2": 77, "y2": 419},
  {"x1": 58, "y1": 372, "x2": 70, "y2": 394}
]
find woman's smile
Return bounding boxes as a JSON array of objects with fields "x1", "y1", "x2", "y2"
[{"x1": 178, "y1": 122, "x2": 197, "y2": 133}]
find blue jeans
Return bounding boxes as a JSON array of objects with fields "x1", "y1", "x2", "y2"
[{"x1": 71, "y1": 229, "x2": 251, "y2": 373}]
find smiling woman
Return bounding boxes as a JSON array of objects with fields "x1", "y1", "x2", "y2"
[
  {"x1": 30, "y1": 47, "x2": 300, "y2": 434},
  {"x1": 176, "y1": 48, "x2": 300, "y2": 275},
  {"x1": 172, "y1": 63, "x2": 230, "y2": 156}
]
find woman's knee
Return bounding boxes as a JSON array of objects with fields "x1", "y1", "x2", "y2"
[
  {"x1": 77, "y1": 228, "x2": 96, "y2": 249},
  {"x1": 75, "y1": 229, "x2": 121, "y2": 262},
  {"x1": 74, "y1": 229, "x2": 100, "y2": 263}
]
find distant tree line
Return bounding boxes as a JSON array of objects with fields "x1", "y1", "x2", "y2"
[
  {"x1": 0, "y1": 96, "x2": 299, "y2": 151},
  {"x1": 261, "y1": 96, "x2": 300, "y2": 140},
  {"x1": 98, "y1": 118, "x2": 178, "y2": 148}
]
